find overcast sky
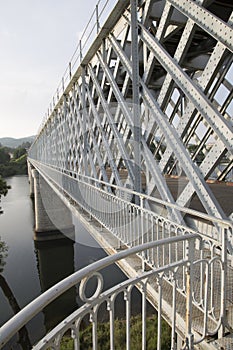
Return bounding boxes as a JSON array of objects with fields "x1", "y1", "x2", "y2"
[{"x1": 0, "y1": 0, "x2": 114, "y2": 139}]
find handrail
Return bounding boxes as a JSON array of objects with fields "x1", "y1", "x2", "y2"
[
  {"x1": 29, "y1": 159, "x2": 233, "y2": 230},
  {"x1": 0, "y1": 234, "x2": 199, "y2": 349}
]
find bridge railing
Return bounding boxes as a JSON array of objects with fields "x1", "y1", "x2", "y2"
[
  {"x1": 29, "y1": 160, "x2": 233, "y2": 246},
  {"x1": 28, "y1": 159, "x2": 233, "y2": 339},
  {"x1": 0, "y1": 235, "x2": 200, "y2": 350}
]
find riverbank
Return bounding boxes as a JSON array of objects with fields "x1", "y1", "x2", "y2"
[
  {"x1": 0, "y1": 144, "x2": 28, "y2": 179},
  {"x1": 0, "y1": 176, "x2": 11, "y2": 214},
  {"x1": 0, "y1": 154, "x2": 27, "y2": 178},
  {"x1": 0, "y1": 177, "x2": 10, "y2": 197}
]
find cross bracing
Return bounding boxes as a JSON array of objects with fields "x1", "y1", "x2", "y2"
[
  {"x1": 29, "y1": 0, "x2": 233, "y2": 225},
  {"x1": 5, "y1": 1, "x2": 233, "y2": 348}
]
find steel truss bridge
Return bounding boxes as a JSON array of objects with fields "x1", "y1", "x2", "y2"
[{"x1": 1, "y1": 0, "x2": 233, "y2": 349}]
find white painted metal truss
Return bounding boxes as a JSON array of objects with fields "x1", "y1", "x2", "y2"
[
  {"x1": 29, "y1": 0, "x2": 233, "y2": 224},
  {"x1": 24, "y1": 0, "x2": 233, "y2": 348}
]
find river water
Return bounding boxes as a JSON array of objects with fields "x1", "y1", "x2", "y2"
[{"x1": 0, "y1": 176, "x2": 131, "y2": 349}]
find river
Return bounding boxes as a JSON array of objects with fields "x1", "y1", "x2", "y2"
[{"x1": 0, "y1": 175, "x2": 132, "y2": 349}]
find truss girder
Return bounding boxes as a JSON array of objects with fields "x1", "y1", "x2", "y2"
[
  {"x1": 96, "y1": 37, "x2": 183, "y2": 221},
  {"x1": 109, "y1": 32, "x2": 227, "y2": 218},
  {"x1": 75, "y1": 79, "x2": 109, "y2": 181},
  {"x1": 29, "y1": 0, "x2": 233, "y2": 222},
  {"x1": 156, "y1": 17, "x2": 200, "y2": 107},
  {"x1": 141, "y1": 34, "x2": 232, "y2": 206},
  {"x1": 88, "y1": 60, "x2": 135, "y2": 182},
  {"x1": 168, "y1": 0, "x2": 233, "y2": 53},
  {"x1": 85, "y1": 86, "x2": 123, "y2": 186},
  {"x1": 140, "y1": 26, "x2": 233, "y2": 153}
]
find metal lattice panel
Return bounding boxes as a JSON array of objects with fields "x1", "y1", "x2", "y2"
[{"x1": 29, "y1": 0, "x2": 233, "y2": 222}]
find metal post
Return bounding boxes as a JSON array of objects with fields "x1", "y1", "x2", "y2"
[
  {"x1": 79, "y1": 40, "x2": 83, "y2": 62},
  {"x1": 125, "y1": 289, "x2": 131, "y2": 350},
  {"x1": 130, "y1": 0, "x2": 141, "y2": 204},
  {"x1": 157, "y1": 277, "x2": 162, "y2": 350},
  {"x1": 71, "y1": 329, "x2": 79, "y2": 350},
  {"x1": 63, "y1": 95, "x2": 69, "y2": 171},
  {"x1": 74, "y1": 320, "x2": 82, "y2": 350},
  {"x1": 107, "y1": 299, "x2": 115, "y2": 350},
  {"x1": 140, "y1": 196, "x2": 146, "y2": 271},
  {"x1": 171, "y1": 273, "x2": 177, "y2": 350},
  {"x1": 141, "y1": 281, "x2": 147, "y2": 350},
  {"x1": 90, "y1": 310, "x2": 98, "y2": 350},
  {"x1": 96, "y1": 4, "x2": 100, "y2": 34},
  {"x1": 69, "y1": 62, "x2": 72, "y2": 79},
  {"x1": 81, "y1": 65, "x2": 88, "y2": 176},
  {"x1": 185, "y1": 238, "x2": 194, "y2": 349},
  {"x1": 219, "y1": 224, "x2": 228, "y2": 338},
  {"x1": 102, "y1": 38, "x2": 107, "y2": 63}
]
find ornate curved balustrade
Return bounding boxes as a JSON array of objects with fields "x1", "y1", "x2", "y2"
[{"x1": 0, "y1": 234, "x2": 205, "y2": 350}]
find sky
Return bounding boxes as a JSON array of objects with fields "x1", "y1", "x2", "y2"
[{"x1": 0, "y1": 0, "x2": 113, "y2": 139}]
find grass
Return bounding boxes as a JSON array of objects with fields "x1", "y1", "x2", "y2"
[{"x1": 59, "y1": 314, "x2": 171, "y2": 350}]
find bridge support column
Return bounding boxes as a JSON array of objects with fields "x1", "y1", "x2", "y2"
[
  {"x1": 28, "y1": 162, "x2": 34, "y2": 198},
  {"x1": 32, "y1": 169, "x2": 74, "y2": 241}
]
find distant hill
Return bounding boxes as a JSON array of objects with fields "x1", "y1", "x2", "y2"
[{"x1": 0, "y1": 136, "x2": 35, "y2": 148}]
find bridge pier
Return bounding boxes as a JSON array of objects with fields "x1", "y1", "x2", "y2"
[
  {"x1": 31, "y1": 169, "x2": 75, "y2": 241},
  {"x1": 27, "y1": 162, "x2": 34, "y2": 198}
]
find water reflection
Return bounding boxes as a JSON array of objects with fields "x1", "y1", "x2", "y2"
[
  {"x1": 34, "y1": 235, "x2": 77, "y2": 332},
  {"x1": 0, "y1": 238, "x2": 8, "y2": 273},
  {"x1": 0, "y1": 176, "x2": 151, "y2": 348},
  {"x1": 0, "y1": 275, "x2": 32, "y2": 349},
  {"x1": 0, "y1": 237, "x2": 32, "y2": 349}
]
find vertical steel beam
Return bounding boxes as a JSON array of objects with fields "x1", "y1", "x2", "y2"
[
  {"x1": 81, "y1": 66, "x2": 89, "y2": 176},
  {"x1": 63, "y1": 95, "x2": 69, "y2": 170},
  {"x1": 186, "y1": 238, "x2": 194, "y2": 350},
  {"x1": 131, "y1": 0, "x2": 142, "y2": 200},
  {"x1": 96, "y1": 4, "x2": 100, "y2": 34},
  {"x1": 219, "y1": 225, "x2": 228, "y2": 338}
]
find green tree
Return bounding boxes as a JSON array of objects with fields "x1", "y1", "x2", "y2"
[
  {"x1": 0, "y1": 145, "x2": 28, "y2": 177},
  {"x1": 0, "y1": 176, "x2": 9, "y2": 197},
  {"x1": 21, "y1": 141, "x2": 32, "y2": 149},
  {"x1": 0, "y1": 148, "x2": 10, "y2": 165},
  {"x1": 13, "y1": 147, "x2": 26, "y2": 160},
  {"x1": 0, "y1": 176, "x2": 10, "y2": 215},
  {"x1": 13, "y1": 154, "x2": 28, "y2": 174}
]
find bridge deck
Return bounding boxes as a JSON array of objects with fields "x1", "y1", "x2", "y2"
[
  {"x1": 45, "y1": 172, "x2": 233, "y2": 349},
  {"x1": 165, "y1": 177, "x2": 233, "y2": 218},
  {"x1": 74, "y1": 199, "x2": 233, "y2": 349},
  {"x1": 105, "y1": 168, "x2": 233, "y2": 217}
]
